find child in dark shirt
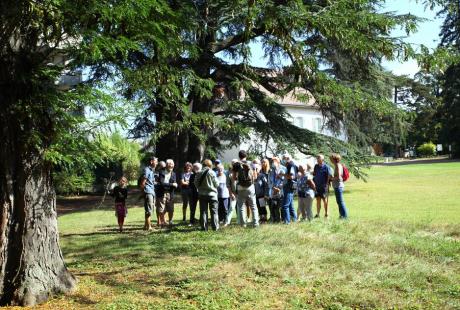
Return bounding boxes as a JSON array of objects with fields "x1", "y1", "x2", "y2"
[{"x1": 111, "y1": 177, "x2": 128, "y2": 232}]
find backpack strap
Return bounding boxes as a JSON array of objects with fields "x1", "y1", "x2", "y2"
[{"x1": 198, "y1": 169, "x2": 210, "y2": 186}]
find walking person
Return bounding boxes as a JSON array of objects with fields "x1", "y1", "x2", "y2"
[
  {"x1": 195, "y1": 159, "x2": 219, "y2": 231},
  {"x1": 268, "y1": 157, "x2": 284, "y2": 223},
  {"x1": 281, "y1": 154, "x2": 297, "y2": 224},
  {"x1": 330, "y1": 153, "x2": 348, "y2": 219},
  {"x1": 188, "y1": 163, "x2": 201, "y2": 226},
  {"x1": 313, "y1": 154, "x2": 332, "y2": 218},
  {"x1": 216, "y1": 164, "x2": 230, "y2": 224},
  {"x1": 297, "y1": 165, "x2": 316, "y2": 221},
  {"x1": 156, "y1": 159, "x2": 178, "y2": 226},
  {"x1": 233, "y1": 150, "x2": 259, "y2": 228},
  {"x1": 140, "y1": 156, "x2": 158, "y2": 230},
  {"x1": 180, "y1": 162, "x2": 193, "y2": 222},
  {"x1": 111, "y1": 176, "x2": 128, "y2": 232},
  {"x1": 255, "y1": 158, "x2": 270, "y2": 223}
]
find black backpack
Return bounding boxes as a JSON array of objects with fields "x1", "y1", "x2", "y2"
[{"x1": 237, "y1": 162, "x2": 253, "y2": 187}]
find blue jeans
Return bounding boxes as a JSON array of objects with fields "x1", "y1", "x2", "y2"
[
  {"x1": 282, "y1": 192, "x2": 297, "y2": 224},
  {"x1": 334, "y1": 187, "x2": 348, "y2": 218}
]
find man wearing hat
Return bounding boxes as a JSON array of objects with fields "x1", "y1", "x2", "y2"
[{"x1": 213, "y1": 159, "x2": 221, "y2": 175}]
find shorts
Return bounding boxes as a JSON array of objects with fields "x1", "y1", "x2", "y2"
[
  {"x1": 144, "y1": 193, "x2": 155, "y2": 216},
  {"x1": 156, "y1": 192, "x2": 174, "y2": 214},
  {"x1": 115, "y1": 202, "x2": 127, "y2": 218},
  {"x1": 315, "y1": 186, "x2": 328, "y2": 199}
]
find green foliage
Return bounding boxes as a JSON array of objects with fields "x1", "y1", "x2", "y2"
[
  {"x1": 438, "y1": 60, "x2": 460, "y2": 158},
  {"x1": 52, "y1": 132, "x2": 141, "y2": 194},
  {"x1": 54, "y1": 169, "x2": 95, "y2": 195},
  {"x1": 417, "y1": 142, "x2": 437, "y2": 157},
  {"x1": 1, "y1": 0, "x2": 174, "y2": 166},
  {"x1": 97, "y1": 132, "x2": 141, "y2": 182},
  {"x1": 437, "y1": 0, "x2": 460, "y2": 157},
  {"x1": 125, "y1": 0, "x2": 428, "y2": 177}
]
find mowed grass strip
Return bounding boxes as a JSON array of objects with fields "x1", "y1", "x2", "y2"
[{"x1": 10, "y1": 162, "x2": 460, "y2": 309}]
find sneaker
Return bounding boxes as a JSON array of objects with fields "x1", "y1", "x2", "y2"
[
  {"x1": 169, "y1": 220, "x2": 173, "y2": 226},
  {"x1": 314, "y1": 214, "x2": 320, "y2": 218}
]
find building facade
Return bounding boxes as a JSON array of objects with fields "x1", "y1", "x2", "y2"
[{"x1": 220, "y1": 86, "x2": 346, "y2": 166}]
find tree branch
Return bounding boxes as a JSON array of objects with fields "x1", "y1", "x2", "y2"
[{"x1": 208, "y1": 26, "x2": 266, "y2": 54}]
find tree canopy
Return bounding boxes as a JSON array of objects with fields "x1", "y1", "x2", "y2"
[
  {"x1": 118, "y1": 0, "x2": 424, "y2": 174},
  {"x1": 438, "y1": 0, "x2": 460, "y2": 156}
]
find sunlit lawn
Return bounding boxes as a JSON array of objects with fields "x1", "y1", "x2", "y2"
[{"x1": 11, "y1": 162, "x2": 460, "y2": 309}]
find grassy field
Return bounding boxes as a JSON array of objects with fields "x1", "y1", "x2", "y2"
[{"x1": 12, "y1": 162, "x2": 460, "y2": 309}]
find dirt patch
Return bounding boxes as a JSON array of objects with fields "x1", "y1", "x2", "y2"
[
  {"x1": 57, "y1": 188, "x2": 143, "y2": 216},
  {"x1": 56, "y1": 188, "x2": 183, "y2": 216},
  {"x1": 57, "y1": 194, "x2": 106, "y2": 216}
]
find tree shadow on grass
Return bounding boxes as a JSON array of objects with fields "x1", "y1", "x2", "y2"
[
  {"x1": 66, "y1": 294, "x2": 99, "y2": 306},
  {"x1": 61, "y1": 227, "x2": 245, "y2": 306},
  {"x1": 61, "y1": 223, "x2": 202, "y2": 238}
]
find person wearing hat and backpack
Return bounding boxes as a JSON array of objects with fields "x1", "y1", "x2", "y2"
[
  {"x1": 233, "y1": 150, "x2": 260, "y2": 228},
  {"x1": 330, "y1": 153, "x2": 349, "y2": 219}
]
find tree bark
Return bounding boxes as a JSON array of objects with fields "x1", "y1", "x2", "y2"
[{"x1": 0, "y1": 125, "x2": 76, "y2": 306}]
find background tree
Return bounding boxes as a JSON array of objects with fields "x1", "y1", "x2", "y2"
[
  {"x1": 391, "y1": 73, "x2": 442, "y2": 152},
  {"x1": 126, "y1": 0, "x2": 421, "y2": 171},
  {"x1": 53, "y1": 132, "x2": 142, "y2": 195},
  {"x1": 0, "y1": 0, "x2": 174, "y2": 306},
  {"x1": 438, "y1": 0, "x2": 460, "y2": 156}
]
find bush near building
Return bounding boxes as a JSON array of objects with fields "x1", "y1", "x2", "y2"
[{"x1": 417, "y1": 142, "x2": 436, "y2": 157}]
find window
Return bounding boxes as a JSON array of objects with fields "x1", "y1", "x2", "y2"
[
  {"x1": 314, "y1": 118, "x2": 323, "y2": 132},
  {"x1": 294, "y1": 117, "x2": 304, "y2": 128}
]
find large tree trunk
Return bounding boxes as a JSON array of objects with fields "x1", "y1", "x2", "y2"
[
  {"x1": 0, "y1": 127, "x2": 76, "y2": 306},
  {"x1": 187, "y1": 85, "x2": 210, "y2": 163}
]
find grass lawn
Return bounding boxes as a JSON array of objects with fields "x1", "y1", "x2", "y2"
[{"x1": 11, "y1": 162, "x2": 460, "y2": 309}]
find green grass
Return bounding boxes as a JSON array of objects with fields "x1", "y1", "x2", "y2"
[{"x1": 33, "y1": 162, "x2": 460, "y2": 309}]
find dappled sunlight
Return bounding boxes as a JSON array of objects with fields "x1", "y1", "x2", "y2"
[{"x1": 14, "y1": 163, "x2": 456, "y2": 309}]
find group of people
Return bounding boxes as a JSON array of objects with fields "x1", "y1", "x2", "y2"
[{"x1": 111, "y1": 150, "x2": 349, "y2": 232}]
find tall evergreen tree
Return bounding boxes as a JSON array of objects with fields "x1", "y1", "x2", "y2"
[
  {"x1": 0, "y1": 0, "x2": 174, "y2": 306},
  {"x1": 126, "y1": 0, "x2": 420, "y2": 169},
  {"x1": 438, "y1": 0, "x2": 460, "y2": 156}
]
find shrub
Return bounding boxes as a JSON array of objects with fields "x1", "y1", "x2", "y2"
[
  {"x1": 417, "y1": 142, "x2": 436, "y2": 157},
  {"x1": 54, "y1": 169, "x2": 95, "y2": 195}
]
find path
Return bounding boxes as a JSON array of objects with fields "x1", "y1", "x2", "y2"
[{"x1": 373, "y1": 157, "x2": 459, "y2": 166}]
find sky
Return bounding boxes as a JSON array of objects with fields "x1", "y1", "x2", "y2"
[
  {"x1": 382, "y1": 0, "x2": 443, "y2": 76},
  {"x1": 244, "y1": 0, "x2": 444, "y2": 78}
]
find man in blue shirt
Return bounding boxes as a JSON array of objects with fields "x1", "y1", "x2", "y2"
[
  {"x1": 141, "y1": 156, "x2": 158, "y2": 230},
  {"x1": 313, "y1": 154, "x2": 332, "y2": 218}
]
